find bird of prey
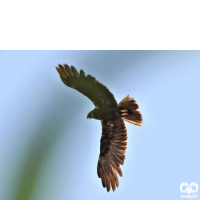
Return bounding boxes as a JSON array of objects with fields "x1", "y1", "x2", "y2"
[{"x1": 56, "y1": 64, "x2": 142, "y2": 192}]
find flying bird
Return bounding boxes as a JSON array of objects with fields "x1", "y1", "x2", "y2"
[{"x1": 56, "y1": 64, "x2": 142, "y2": 192}]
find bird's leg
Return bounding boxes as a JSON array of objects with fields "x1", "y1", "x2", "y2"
[{"x1": 120, "y1": 109, "x2": 129, "y2": 116}]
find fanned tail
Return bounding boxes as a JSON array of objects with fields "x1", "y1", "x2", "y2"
[{"x1": 118, "y1": 95, "x2": 142, "y2": 126}]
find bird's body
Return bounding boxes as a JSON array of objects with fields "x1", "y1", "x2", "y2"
[
  {"x1": 88, "y1": 107, "x2": 121, "y2": 120},
  {"x1": 56, "y1": 64, "x2": 142, "y2": 192}
]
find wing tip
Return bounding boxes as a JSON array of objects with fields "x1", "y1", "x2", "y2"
[
  {"x1": 97, "y1": 158, "x2": 123, "y2": 192},
  {"x1": 56, "y1": 63, "x2": 82, "y2": 81},
  {"x1": 80, "y1": 69, "x2": 86, "y2": 78}
]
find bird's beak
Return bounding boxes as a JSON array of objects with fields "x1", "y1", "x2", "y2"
[{"x1": 87, "y1": 112, "x2": 92, "y2": 119}]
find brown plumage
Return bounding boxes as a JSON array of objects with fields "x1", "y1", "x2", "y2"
[{"x1": 56, "y1": 64, "x2": 142, "y2": 192}]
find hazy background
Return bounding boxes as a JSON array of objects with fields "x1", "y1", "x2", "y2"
[{"x1": 0, "y1": 51, "x2": 199, "y2": 200}]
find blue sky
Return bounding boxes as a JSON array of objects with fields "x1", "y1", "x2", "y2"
[{"x1": 0, "y1": 51, "x2": 199, "y2": 200}]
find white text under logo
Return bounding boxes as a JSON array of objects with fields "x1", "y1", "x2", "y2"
[{"x1": 180, "y1": 182, "x2": 198, "y2": 199}]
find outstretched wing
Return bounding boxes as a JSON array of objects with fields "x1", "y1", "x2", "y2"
[
  {"x1": 97, "y1": 118, "x2": 127, "y2": 192},
  {"x1": 56, "y1": 64, "x2": 117, "y2": 108}
]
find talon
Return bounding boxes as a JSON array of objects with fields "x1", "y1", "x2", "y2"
[
  {"x1": 120, "y1": 109, "x2": 128, "y2": 113},
  {"x1": 121, "y1": 113, "x2": 129, "y2": 116}
]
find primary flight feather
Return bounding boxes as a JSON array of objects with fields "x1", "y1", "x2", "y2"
[{"x1": 56, "y1": 64, "x2": 142, "y2": 192}]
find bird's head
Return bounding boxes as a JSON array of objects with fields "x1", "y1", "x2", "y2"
[{"x1": 87, "y1": 111, "x2": 94, "y2": 119}]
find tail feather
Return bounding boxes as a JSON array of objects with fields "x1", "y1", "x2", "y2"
[{"x1": 118, "y1": 95, "x2": 142, "y2": 126}]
